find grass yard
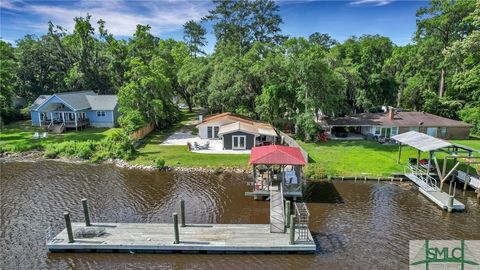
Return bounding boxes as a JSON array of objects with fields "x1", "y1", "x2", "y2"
[
  {"x1": 131, "y1": 110, "x2": 250, "y2": 169},
  {"x1": 0, "y1": 120, "x2": 120, "y2": 152},
  {"x1": 299, "y1": 138, "x2": 480, "y2": 178}
]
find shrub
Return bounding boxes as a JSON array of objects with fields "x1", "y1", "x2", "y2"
[{"x1": 155, "y1": 158, "x2": 165, "y2": 169}]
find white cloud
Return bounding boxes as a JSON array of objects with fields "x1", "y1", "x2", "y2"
[
  {"x1": 1, "y1": 0, "x2": 211, "y2": 36},
  {"x1": 350, "y1": 0, "x2": 394, "y2": 6}
]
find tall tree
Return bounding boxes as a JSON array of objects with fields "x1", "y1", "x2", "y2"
[
  {"x1": 416, "y1": 0, "x2": 476, "y2": 97},
  {"x1": 183, "y1": 20, "x2": 207, "y2": 57}
]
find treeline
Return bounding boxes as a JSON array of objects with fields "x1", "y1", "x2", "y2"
[{"x1": 1, "y1": 0, "x2": 479, "y2": 136}]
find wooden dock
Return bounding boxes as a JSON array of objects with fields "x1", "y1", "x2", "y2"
[
  {"x1": 47, "y1": 223, "x2": 316, "y2": 253},
  {"x1": 405, "y1": 173, "x2": 465, "y2": 211}
]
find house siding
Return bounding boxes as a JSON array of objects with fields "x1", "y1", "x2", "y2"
[
  {"x1": 398, "y1": 126, "x2": 470, "y2": 139},
  {"x1": 223, "y1": 131, "x2": 256, "y2": 150},
  {"x1": 31, "y1": 111, "x2": 40, "y2": 126},
  {"x1": 87, "y1": 110, "x2": 115, "y2": 128}
]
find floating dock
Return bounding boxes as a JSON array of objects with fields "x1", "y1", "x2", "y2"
[
  {"x1": 405, "y1": 173, "x2": 465, "y2": 211},
  {"x1": 47, "y1": 222, "x2": 316, "y2": 253}
]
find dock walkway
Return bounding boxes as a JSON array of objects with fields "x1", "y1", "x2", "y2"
[
  {"x1": 405, "y1": 173, "x2": 465, "y2": 211},
  {"x1": 47, "y1": 223, "x2": 316, "y2": 253},
  {"x1": 269, "y1": 185, "x2": 285, "y2": 233}
]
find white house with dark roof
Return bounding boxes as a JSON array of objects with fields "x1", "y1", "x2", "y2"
[{"x1": 29, "y1": 91, "x2": 119, "y2": 131}]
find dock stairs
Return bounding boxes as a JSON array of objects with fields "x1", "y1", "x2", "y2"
[{"x1": 269, "y1": 183, "x2": 285, "y2": 233}]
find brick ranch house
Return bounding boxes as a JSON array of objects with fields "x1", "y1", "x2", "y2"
[{"x1": 323, "y1": 107, "x2": 472, "y2": 140}]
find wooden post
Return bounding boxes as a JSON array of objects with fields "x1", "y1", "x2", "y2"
[
  {"x1": 417, "y1": 150, "x2": 420, "y2": 166},
  {"x1": 289, "y1": 215, "x2": 295, "y2": 245},
  {"x1": 447, "y1": 196, "x2": 454, "y2": 213},
  {"x1": 81, "y1": 199, "x2": 91, "y2": 226},
  {"x1": 464, "y1": 164, "x2": 470, "y2": 191},
  {"x1": 354, "y1": 176, "x2": 357, "y2": 182},
  {"x1": 285, "y1": 200, "x2": 291, "y2": 228},
  {"x1": 397, "y1": 142, "x2": 402, "y2": 164},
  {"x1": 64, "y1": 212, "x2": 74, "y2": 243},
  {"x1": 180, "y1": 200, "x2": 186, "y2": 227},
  {"x1": 172, "y1": 213, "x2": 179, "y2": 244},
  {"x1": 477, "y1": 189, "x2": 480, "y2": 202}
]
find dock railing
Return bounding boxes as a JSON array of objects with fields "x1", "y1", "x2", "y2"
[
  {"x1": 405, "y1": 164, "x2": 439, "y2": 191},
  {"x1": 294, "y1": 202, "x2": 311, "y2": 242}
]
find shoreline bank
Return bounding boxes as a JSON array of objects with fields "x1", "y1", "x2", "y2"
[{"x1": 0, "y1": 150, "x2": 249, "y2": 174}]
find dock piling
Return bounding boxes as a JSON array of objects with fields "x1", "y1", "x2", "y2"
[
  {"x1": 173, "y1": 213, "x2": 179, "y2": 244},
  {"x1": 64, "y1": 212, "x2": 74, "y2": 243},
  {"x1": 180, "y1": 200, "x2": 186, "y2": 227},
  {"x1": 81, "y1": 199, "x2": 91, "y2": 226},
  {"x1": 289, "y1": 215, "x2": 295, "y2": 245},
  {"x1": 285, "y1": 200, "x2": 291, "y2": 228},
  {"x1": 447, "y1": 196, "x2": 454, "y2": 213}
]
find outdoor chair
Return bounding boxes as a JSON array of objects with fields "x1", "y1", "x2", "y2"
[
  {"x1": 33, "y1": 132, "x2": 39, "y2": 140},
  {"x1": 194, "y1": 142, "x2": 200, "y2": 150},
  {"x1": 42, "y1": 132, "x2": 47, "y2": 139},
  {"x1": 204, "y1": 141, "x2": 210, "y2": 149}
]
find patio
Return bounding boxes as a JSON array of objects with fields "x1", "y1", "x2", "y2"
[{"x1": 161, "y1": 131, "x2": 251, "y2": 154}]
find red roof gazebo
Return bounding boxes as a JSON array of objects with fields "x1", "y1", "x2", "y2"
[{"x1": 249, "y1": 145, "x2": 306, "y2": 166}]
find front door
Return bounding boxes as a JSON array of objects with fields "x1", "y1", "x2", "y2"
[{"x1": 232, "y1": 135, "x2": 246, "y2": 150}]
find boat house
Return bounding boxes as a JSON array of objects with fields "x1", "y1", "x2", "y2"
[
  {"x1": 30, "y1": 91, "x2": 119, "y2": 132},
  {"x1": 246, "y1": 145, "x2": 307, "y2": 200}
]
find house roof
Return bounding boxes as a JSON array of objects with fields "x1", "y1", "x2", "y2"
[
  {"x1": 30, "y1": 91, "x2": 118, "y2": 112},
  {"x1": 326, "y1": 111, "x2": 472, "y2": 128},
  {"x1": 30, "y1": 95, "x2": 52, "y2": 110},
  {"x1": 86, "y1": 95, "x2": 118, "y2": 110},
  {"x1": 249, "y1": 145, "x2": 306, "y2": 165},
  {"x1": 55, "y1": 91, "x2": 95, "y2": 110},
  {"x1": 219, "y1": 122, "x2": 259, "y2": 135},
  {"x1": 197, "y1": 112, "x2": 255, "y2": 127},
  {"x1": 200, "y1": 112, "x2": 277, "y2": 137},
  {"x1": 391, "y1": 131, "x2": 453, "y2": 152}
]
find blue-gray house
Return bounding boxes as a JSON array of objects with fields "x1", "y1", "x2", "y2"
[{"x1": 30, "y1": 91, "x2": 119, "y2": 131}]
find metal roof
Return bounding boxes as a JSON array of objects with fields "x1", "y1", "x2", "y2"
[
  {"x1": 86, "y1": 95, "x2": 118, "y2": 110},
  {"x1": 30, "y1": 95, "x2": 51, "y2": 110},
  {"x1": 391, "y1": 131, "x2": 453, "y2": 152},
  {"x1": 249, "y1": 145, "x2": 306, "y2": 165}
]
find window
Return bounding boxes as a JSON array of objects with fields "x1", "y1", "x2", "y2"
[
  {"x1": 427, "y1": 127, "x2": 437, "y2": 137},
  {"x1": 214, "y1": 126, "x2": 219, "y2": 138},
  {"x1": 440, "y1": 127, "x2": 447, "y2": 137},
  {"x1": 391, "y1": 127, "x2": 399, "y2": 135},
  {"x1": 96, "y1": 111, "x2": 106, "y2": 117},
  {"x1": 374, "y1": 127, "x2": 381, "y2": 135},
  {"x1": 207, "y1": 126, "x2": 212, "y2": 138},
  {"x1": 410, "y1": 127, "x2": 419, "y2": 132}
]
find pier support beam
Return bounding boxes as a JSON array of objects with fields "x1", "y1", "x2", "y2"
[
  {"x1": 285, "y1": 200, "x2": 291, "y2": 228},
  {"x1": 173, "y1": 213, "x2": 179, "y2": 244},
  {"x1": 81, "y1": 199, "x2": 91, "y2": 226},
  {"x1": 180, "y1": 200, "x2": 186, "y2": 227},
  {"x1": 447, "y1": 196, "x2": 454, "y2": 213},
  {"x1": 64, "y1": 212, "x2": 74, "y2": 243},
  {"x1": 289, "y1": 215, "x2": 295, "y2": 245}
]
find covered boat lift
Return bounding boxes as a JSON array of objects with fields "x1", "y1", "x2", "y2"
[{"x1": 392, "y1": 131, "x2": 480, "y2": 211}]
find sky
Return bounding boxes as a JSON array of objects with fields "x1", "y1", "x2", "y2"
[{"x1": 0, "y1": 0, "x2": 427, "y2": 53}]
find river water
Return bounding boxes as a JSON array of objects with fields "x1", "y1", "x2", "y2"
[{"x1": 1, "y1": 161, "x2": 479, "y2": 269}]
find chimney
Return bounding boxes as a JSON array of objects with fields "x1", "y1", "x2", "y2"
[
  {"x1": 199, "y1": 115, "x2": 203, "y2": 123},
  {"x1": 388, "y1": 107, "x2": 395, "y2": 120}
]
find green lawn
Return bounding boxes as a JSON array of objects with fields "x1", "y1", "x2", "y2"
[
  {"x1": 299, "y1": 138, "x2": 480, "y2": 178},
  {"x1": 0, "y1": 120, "x2": 119, "y2": 152},
  {"x1": 131, "y1": 110, "x2": 250, "y2": 169}
]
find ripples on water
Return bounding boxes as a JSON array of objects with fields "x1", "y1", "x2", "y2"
[{"x1": 1, "y1": 161, "x2": 479, "y2": 270}]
